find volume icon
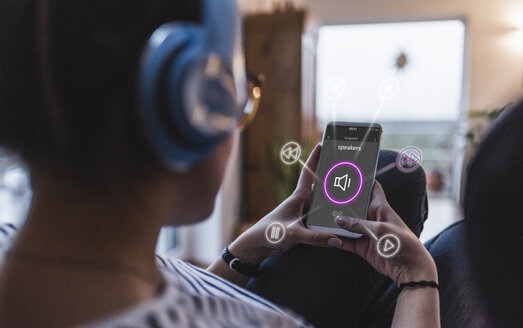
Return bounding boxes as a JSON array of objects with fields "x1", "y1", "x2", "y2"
[{"x1": 334, "y1": 174, "x2": 351, "y2": 192}]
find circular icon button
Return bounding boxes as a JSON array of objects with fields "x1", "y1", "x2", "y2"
[
  {"x1": 379, "y1": 77, "x2": 401, "y2": 100},
  {"x1": 331, "y1": 210, "x2": 344, "y2": 218},
  {"x1": 323, "y1": 161, "x2": 364, "y2": 206},
  {"x1": 280, "y1": 141, "x2": 302, "y2": 166},
  {"x1": 377, "y1": 234, "x2": 401, "y2": 258},
  {"x1": 265, "y1": 222, "x2": 286, "y2": 244},
  {"x1": 397, "y1": 147, "x2": 422, "y2": 173},
  {"x1": 325, "y1": 77, "x2": 347, "y2": 100}
]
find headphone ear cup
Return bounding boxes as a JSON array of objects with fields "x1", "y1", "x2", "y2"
[
  {"x1": 141, "y1": 24, "x2": 234, "y2": 171},
  {"x1": 177, "y1": 54, "x2": 237, "y2": 135},
  {"x1": 140, "y1": 0, "x2": 245, "y2": 172},
  {"x1": 141, "y1": 24, "x2": 206, "y2": 170}
]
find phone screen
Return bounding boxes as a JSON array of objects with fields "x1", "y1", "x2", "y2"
[{"x1": 307, "y1": 123, "x2": 382, "y2": 236}]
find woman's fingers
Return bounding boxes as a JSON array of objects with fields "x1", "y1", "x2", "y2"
[
  {"x1": 338, "y1": 238, "x2": 357, "y2": 253},
  {"x1": 368, "y1": 182, "x2": 390, "y2": 218},
  {"x1": 334, "y1": 216, "x2": 387, "y2": 239},
  {"x1": 367, "y1": 182, "x2": 404, "y2": 225},
  {"x1": 370, "y1": 181, "x2": 388, "y2": 205},
  {"x1": 289, "y1": 224, "x2": 342, "y2": 248},
  {"x1": 296, "y1": 144, "x2": 321, "y2": 191},
  {"x1": 334, "y1": 216, "x2": 389, "y2": 255}
]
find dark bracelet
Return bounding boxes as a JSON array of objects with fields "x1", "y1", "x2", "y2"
[
  {"x1": 399, "y1": 281, "x2": 440, "y2": 292},
  {"x1": 221, "y1": 246, "x2": 260, "y2": 278}
]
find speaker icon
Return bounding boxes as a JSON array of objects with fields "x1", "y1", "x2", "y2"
[
  {"x1": 334, "y1": 174, "x2": 351, "y2": 192},
  {"x1": 324, "y1": 161, "x2": 363, "y2": 205}
]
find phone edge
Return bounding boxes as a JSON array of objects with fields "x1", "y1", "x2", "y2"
[{"x1": 304, "y1": 122, "x2": 383, "y2": 240}]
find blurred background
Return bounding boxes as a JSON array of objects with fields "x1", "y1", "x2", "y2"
[{"x1": 1, "y1": 0, "x2": 522, "y2": 265}]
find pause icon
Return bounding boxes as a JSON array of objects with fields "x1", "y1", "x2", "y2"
[
  {"x1": 265, "y1": 222, "x2": 286, "y2": 244},
  {"x1": 270, "y1": 226, "x2": 281, "y2": 240}
]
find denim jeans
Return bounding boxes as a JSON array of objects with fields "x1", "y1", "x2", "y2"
[{"x1": 246, "y1": 150, "x2": 490, "y2": 328}]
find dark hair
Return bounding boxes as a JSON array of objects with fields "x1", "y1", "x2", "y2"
[
  {"x1": 465, "y1": 99, "x2": 523, "y2": 327},
  {"x1": 0, "y1": 0, "x2": 201, "y2": 182}
]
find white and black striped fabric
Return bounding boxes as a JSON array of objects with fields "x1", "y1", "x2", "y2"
[
  {"x1": 0, "y1": 223, "x2": 18, "y2": 258},
  {"x1": 0, "y1": 224, "x2": 313, "y2": 328}
]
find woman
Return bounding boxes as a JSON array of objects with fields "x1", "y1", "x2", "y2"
[{"x1": 0, "y1": 0, "x2": 439, "y2": 327}]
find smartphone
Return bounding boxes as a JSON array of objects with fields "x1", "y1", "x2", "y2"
[{"x1": 306, "y1": 122, "x2": 382, "y2": 238}]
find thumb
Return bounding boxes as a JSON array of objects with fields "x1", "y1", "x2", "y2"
[
  {"x1": 289, "y1": 225, "x2": 342, "y2": 248},
  {"x1": 334, "y1": 216, "x2": 383, "y2": 239},
  {"x1": 370, "y1": 181, "x2": 389, "y2": 206}
]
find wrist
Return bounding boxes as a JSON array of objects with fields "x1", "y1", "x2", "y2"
[
  {"x1": 228, "y1": 233, "x2": 270, "y2": 267},
  {"x1": 397, "y1": 258, "x2": 438, "y2": 286}
]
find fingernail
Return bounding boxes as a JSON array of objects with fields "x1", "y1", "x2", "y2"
[
  {"x1": 334, "y1": 216, "x2": 346, "y2": 224},
  {"x1": 327, "y1": 238, "x2": 342, "y2": 247}
]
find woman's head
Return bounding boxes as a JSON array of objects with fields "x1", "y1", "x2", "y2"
[{"x1": 0, "y1": 0, "x2": 235, "y2": 223}]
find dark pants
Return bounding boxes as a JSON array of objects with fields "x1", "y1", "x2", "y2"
[{"x1": 246, "y1": 150, "x2": 490, "y2": 328}]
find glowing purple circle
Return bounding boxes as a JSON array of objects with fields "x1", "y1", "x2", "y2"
[{"x1": 323, "y1": 161, "x2": 364, "y2": 205}]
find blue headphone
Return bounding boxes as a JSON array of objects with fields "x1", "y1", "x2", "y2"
[{"x1": 140, "y1": 0, "x2": 248, "y2": 171}]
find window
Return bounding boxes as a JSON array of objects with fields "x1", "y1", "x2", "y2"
[
  {"x1": 317, "y1": 19, "x2": 466, "y2": 124},
  {"x1": 316, "y1": 20, "x2": 467, "y2": 194}
]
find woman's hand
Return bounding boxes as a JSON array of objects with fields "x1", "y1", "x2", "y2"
[
  {"x1": 228, "y1": 144, "x2": 343, "y2": 266},
  {"x1": 334, "y1": 182, "x2": 437, "y2": 285},
  {"x1": 340, "y1": 184, "x2": 441, "y2": 328}
]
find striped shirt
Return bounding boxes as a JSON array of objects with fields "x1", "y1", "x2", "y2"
[{"x1": 0, "y1": 224, "x2": 313, "y2": 328}]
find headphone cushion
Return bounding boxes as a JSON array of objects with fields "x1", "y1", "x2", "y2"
[{"x1": 141, "y1": 25, "x2": 221, "y2": 170}]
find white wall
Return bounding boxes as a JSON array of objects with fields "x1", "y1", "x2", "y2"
[
  {"x1": 239, "y1": 0, "x2": 523, "y2": 110},
  {"x1": 238, "y1": 0, "x2": 272, "y2": 12}
]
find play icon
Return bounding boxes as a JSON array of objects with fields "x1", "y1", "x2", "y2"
[
  {"x1": 383, "y1": 239, "x2": 395, "y2": 252},
  {"x1": 377, "y1": 233, "x2": 401, "y2": 258}
]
